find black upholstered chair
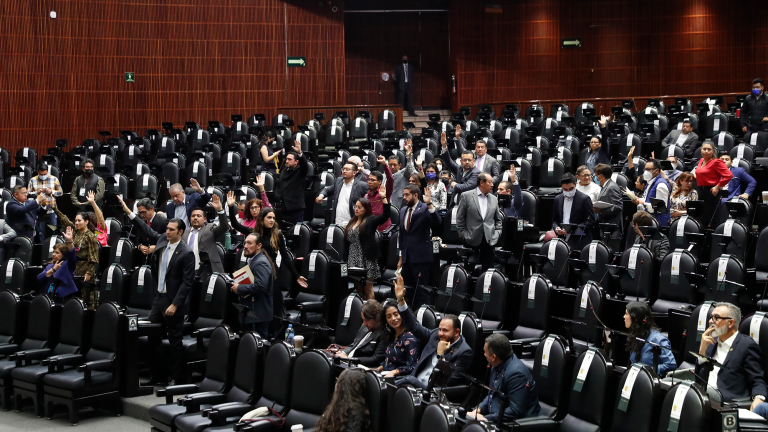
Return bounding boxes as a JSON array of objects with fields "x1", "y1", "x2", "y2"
[
  {"x1": 533, "y1": 238, "x2": 570, "y2": 288},
  {"x1": 510, "y1": 274, "x2": 552, "y2": 369},
  {"x1": 127, "y1": 265, "x2": 155, "y2": 319},
  {"x1": 98, "y1": 263, "x2": 129, "y2": 306},
  {"x1": 419, "y1": 403, "x2": 458, "y2": 432},
  {"x1": 609, "y1": 365, "x2": 660, "y2": 432},
  {"x1": 570, "y1": 282, "x2": 605, "y2": 355},
  {"x1": 334, "y1": 294, "x2": 364, "y2": 347},
  {"x1": 435, "y1": 264, "x2": 470, "y2": 317},
  {"x1": 655, "y1": 383, "x2": 710, "y2": 431},
  {"x1": 386, "y1": 385, "x2": 424, "y2": 432},
  {"x1": 290, "y1": 250, "x2": 332, "y2": 325},
  {"x1": 677, "y1": 302, "x2": 715, "y2": 370},
  {"x1": 617, "y1": 244, "x2": 653, "y2": 302},
  {"x1": 364, "y1": 369, "x2": 387, "y2": 432},
  {"x1": 576, "y1": 240, "x2": 612, "y2": 292},
  {"x1": 276, "y1": 349, "x2": 334, "y2": 431},
  {"x1": 415, "y1": 305, "x2": 439, "y2": 330},
  {"x1": 472, "y1": 268, "x2": 509, "y2": 332},
  {"x1": 531, "y1": 335, "x2": 571, "y2": 418},
  {"x1": 650, "y1": 249, "x2": 699, "y2": 315}
]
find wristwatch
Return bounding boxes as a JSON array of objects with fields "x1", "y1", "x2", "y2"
[{"x1": 755, "y1": 395, "x2": 766, "y2": 401}]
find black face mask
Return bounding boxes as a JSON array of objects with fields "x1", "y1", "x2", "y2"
[
  {"x1": 402, "y1": 60, "x2": 408, "y2": 65},
  {"x1": 84, "y1": 169, "x2": 94, "y2": 177},
  {"x1": 442, "y1": 179, "x2": 451, "y2": 188}
]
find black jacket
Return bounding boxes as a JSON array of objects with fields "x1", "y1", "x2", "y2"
[
  {"x1": 394, "y1": 63, "x2": 415, "y2": 91},
  {"x1": 552, "y1": 190, "x2": 595, "y2": 250},
  {"x1": 276, "y1": 152, "x2": 308, "y2": 211},
  {"x1": 320, "y1": 178, "x2": 369, "y2": 221},
  {"x1": 342, "y1": 326, "x2": 386, "y2": 367},
  {"x1": 151, "y1": 241, "x2": 196, "y2": 312},
  {"x1": 741, "y1": 92, "x2": 768, "y2": 131},
  {"x1": 349, "y1": 203, "x2": 391, "y2": 262},
  {"x1": 696, "y1": 332, "x2": 768, "y2": 402}
]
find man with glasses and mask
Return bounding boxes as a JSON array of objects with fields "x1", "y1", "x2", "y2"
[
  {"x1": 440, "y1": 132, "x2": 480, "y2": 206},
  {"x1": 552, "y1": 173, "x2": 594, "y2": 249},
  {"x1": 70, "y1": 159, "x2": 105, "y2": 212},
  {"x1": 742, "y1": 78, "x2": 768, "y2": 133},
  {"x1": 316, "y1": 161, "x2": 368, "y2": 227},
  {"x1": 636, "y1": 159, "x2": 671, "y2": 226},
  {"x1": 697, "y1": 302, "x2": 767, "y2": 413}
]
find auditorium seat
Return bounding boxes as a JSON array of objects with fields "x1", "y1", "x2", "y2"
[
  {"x1": 656, "y1": 382, "x2": 711, "y2": 431},
  {"x1": 289, "y1": 250, "x2": 332, "y2": 325},
  {"x1": 531, "y1": 334, "x2": 571, "y2": 419},
  {"x1": 268, "y1": 349, "x2": 333, "y2": 431},
  {"x1": 419, "y1": 403, "x2": 458, "y2": 432},
  {"x1": 435, "y1": 264, "x2": 470, "y2": 317},
  {"x1": 570, "y1": 282, "x2": 605, "y2": 354},
  {"x1": 651, "y1": 248, "x2": 699, "y2": 316},
  {"x1": 333, "y1": 294, "x2": 364, "y2": 347},
  {"x1": 608, "y1": 365, "x2": 660, "y2": 432},
  {"x1": 317, "y1": 224, "x2": 347, "y2": 261},
  {"x1": 677, "y1": 302, "x2": 715, "y2": 370},
  {"x1": 531, "y1": 238, "x2": 570, "y2": 288},
  {"x1": 415, "y1": 304, "x2": 439, "y2": 330},
  {"x1": 386, "y1": 385, "x2": 423, "y2": 432},
  {"x1": 471, "y1": 268, "x2": 510, "y2": 333},
  {"x1": 538, "y1": 157, "x2": 566, "y2": 195},
  {"x1": 575, "y1": 240, "x2": 612, "y2": 292},
  {"x1": 616, "y1": 244, "x2": 653, "y2": 302},
  {"x1": 740, "y1": 312, "x2": 768, "y2": 384},
  {"x1": 668, "y1": 215, "x2": 703, "y2": 254},
  {"x1": 97, "y1": 263, "x2": 129, "y2": 306},
  {"x1": 510, "y1": 274, "x2": 552, "y2": 369},
  {"x1": 745, "y1": 131, "x2": 768, "y2": 155}
]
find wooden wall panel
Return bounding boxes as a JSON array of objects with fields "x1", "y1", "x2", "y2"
[{"x1": 0, "y1": 0, "x2": 345, "y2": 156}]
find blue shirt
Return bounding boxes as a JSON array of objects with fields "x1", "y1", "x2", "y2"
[{"x1": 629, "y1": 329, "x2": 676, "y2": 377}]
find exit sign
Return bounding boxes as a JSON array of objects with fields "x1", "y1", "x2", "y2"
[
  {"x1": 287, "y1": 57, "x2": 306, "y2": 67},
  {"x1": 125, "y1": 72, "x2": 135, "y2": 82}
]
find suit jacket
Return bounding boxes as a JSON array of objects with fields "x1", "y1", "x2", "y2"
[
  {"x1": 726, "y1": 166, "x2": 757, "y2": 199},
  {"x1": 442, "y1": 148, "x2": 480, "y2": 205},
  {"x1": 661, "y1": 130, "x2": 700, "y2": 158},
  {"x1": 394, "y1": 63, "x2": 415, "y2": 91},
  {"x1": 596, "y1": 179, "x2": 623, "y2": 235},
  {"x1": 456, "y1": 189, "x2": 504, "y2": 247},
  {"x1": 400, "y1": 306, "x2": 473, "y2": 386},
  {"x1": 146, "y1": 213, "x2": 169, "y2": 236},
  {"x1": 320, "y1": 178, "x2": 369, "y2": 223},
  {"x1": 166, "y1": 191, "x2": 211, "y2": 222},
  {"x1": 552, "y1": 190, "x2": 595, "y2": 250},
  {"x1": 456, "y1": 140, "x2": 502, "y2": 184},
  {"x1": 181, "y1": 212, "x2": 228, "y2": 274},
  {"x1": 0, "y1": 219, "x2": 17, "y2": 244},
  {"x1": 151, "y1": 241, "x2": 196, "y2": 311},
  {"x1": 342, "y1": 326, "x2": 386, "y2": 367},
  {"x1": 37, "y1": 247, "x2": 77, "y2": 298},
  {"x1": 356, "y1": 203, "x2": 391, "y2": 261},
  {"x1": 130, "y1": 213, "x2": 163, "y2": 247},
  {"x1": 696, "y1": 333, "x2": 768, "y2": 401},
  {"x1": 276, "y1": 152, "x2": 309, "y2": 211},
  {"x1": 399, "y1": 201, "x2": 442, "y2": 264},
  {"x1": 6, "y1": 198, "x2": 39, "y2": 239},
  {"x1": 236, "y1": 252, "x2": 273, "y2": 324},
  {"x1": 478, "y1": 355, "x2": 542, "y2": 422},
  {"x1": 500, "y1": 183, "x2": 524, "y2": 219}
]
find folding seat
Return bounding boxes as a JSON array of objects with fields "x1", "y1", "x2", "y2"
[
  {"x1": 219, "y1": 152, "x2": 242, "y2": 185},
  {"x1": 6, "y1": 173, "x2": 26, "y2": 190},
  {"x1": 462, "y1": 119, "x2": 479, "y2": 136},
  {"x1": 704, "y1": 254, "x2": 748, "y2": 306},
  {"x1": 415, "y1": 304, "x2": 439, "y2": 330},
  {"x1": 507, "y1": 157, "x2": 532, "y2": 188},
  {"x1": 11, "y1": 298, "x2": 87, "y2": 417},
  {"x1": 285, "y1": 223, "x2": 311, "y2": 260},
  {"x1": 375, "y1": 230, "x2": 398, "y2": 299},
  {"x1": 656, "y1": 382, "x2": 711, "y2": 431},
  {"x1": 0, "y1": 294, "x2": 54, "y2": 407},
  {"x1": 419, "y1": 403, "x2": 460, "y2": 432},
  {"x1": 509, "y1": 274, "x2": 552, "y2": 368},
  {"x1": 700, "y1": 112, "x2": 729, "y2": 139},
  {"x1": 539, "y1": 118, "x2": 560, "y2": 141},
  {"x1": 125, "y1": 162, "x2": 151, "y2": 182},
  {"x1": 570, "y1": 282, "x2": 605, "y2": 354},
  {"x1": 513, "y1": 118, "x2": 530, "y2": 135},
  {"x1": 349, "y1": 117, "x2": 368, "y2": 142},
  {"x1": 709, "y1": 218, "x2": 748, "y2": 263},
  {"x1": 618, "y1": 132, "x2": 642, "y2": 159},
  {"x1": 575, "y1": 240, "x2": 612, "y2": 292},
  {"x1": 0, "y1": 258, "x2": 28, "y2": 294},
  {"x1": 189, "y1": 161, "x2": 208, "y2": 188},
  {"x1": 675, "y1": 302, "x2": 715, "y2": 370},
  {"x1": 717, "y1": 195, "x2": 752, "y2": 229},
  {"x1": 550, "y1": 103, "x2": 569, "y2": 120},
  {"x1": 288, "y1": 251, "x2": 332, "y2": 325},
  {"x1": 93, "y1": 153, "x2": 116, "y2": 177},
  {"x1": 97, "y1": 263, "x2": 129, "y2": 306},
  {"x1": 730, "y1": 143, "x2": 757, "y2": 163},
  {"x1": 485, "y1": 119, "x2": 504, "y2": 137},
  {"x1": 531, "y1": 238, "x2": 570, "y2": 288},
  {"x1": 161, "y1": 161, "x2": 180, "y2": 190},
  {"x1": 441, "y1": 207, "x2": 463, "y2": 246},
  {"x1": 745, "y1": 131, "x2": 768, "y2": 155},
  {"x1": 661, "y1": 143, "x2": 685, "y2": 161},
  {"x1": 121, "y1": 143, "x2": 144, "y2": 166},
  {"x1": 127, "y1": 265, "x2": 155, "y2": 319},
  {"x1": 149, "y1": 325, "x2": 237, "y2": 432},
  {"x1": 471, "y1": 268, "x2": 509, "y2": 332},
  {"x1": 499, "y1": 126, "x2": 521, "y2": 151},
  {"x1": 333, "y1": 294, "x2": 364, "y2": 347},
  {"x1": 0, "y1": 290, "x2": 20, "y2": 352},
  {"x1": 207, "y1": 121, "x2": 226, "y2": 136},
  {"x1": 637, "y1": 105, "x2": 659, "y2": 124},
  {"x1": 537, "y1": 157, "x2": 566, "y2": 195},
  {"x1": 106, "y1": 173, "x2": 129, "y2": 199},
  {"x1": 435, "y1": 264, "x2": 470, "y2": 318},
  {"x1": 650, "y1": 248, "x2": 699, "y2": 315},
  {"x1": 317, "y1": 222, "x2": 347, "y2": 262},
  {"x1": 574, "y1": 102, "x2": 595, "y2": 124},
  {"x1": 606, "y1": 365, "x2": 660, "y2": 432},
  {"x1": 42, "y1": 302, "x2": 125, "y2": 425},
  {"x1": 16, "y1": 147, "x2": 38, "y2": 170},
  {"x1": 159, "y1": 136, "x2": 177, "y2": 156},
  {"x1": 102, "y1": 217, "x2": 123, "y2": 247},
  {"x1": 554, "y1": 144, "x2": 574, "y2": 171},
  {"x1": 756, "y1": 226, "x2": 768, "y2": 285},
  {"x1": 378, "y1": 110, "x2": 396, "y2": 133},
  {"x1": 109, "y1": 237, "x2": 134, "y2": 271},
  {"x1": 40, "y1": 235, "x2": 64, "y2": 265},
  {"x1": 529, "y1": 334, "x2": 571, "y2": 418},
  {"x1": 525, "y1": 104, "x2": 545, "y2": 125},
  {"x1": 324, "y1": 124, "x2": 345, "y2": 147},
  {"x1": 512, "y1": 348, "x2": 612, "y2": 431},
  {"x1": 190, "y1": 129, "x2": 210, "y2": 151},
  {"x1": 615, "y1": 244, "x2": 654, "y2": 302}
]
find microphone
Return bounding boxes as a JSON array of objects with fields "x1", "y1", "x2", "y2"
[
  {"x1": 410, "y1": 272, "x2": 422, "y2": 306},
  {"x1": 326, "y1": 242, "x2": 341, "y2": 261},
  {"x1": 707, "y1": 193, "x2": 723, "y2": 229},
  {"x1": 636, "y1": 259, "x2": 644, "y2": 302},
  {"x1": 554, "y1": 248, "x2": 569, "y2": 287},
  {"x1": 443, "y1": 278, "x2": 460, "y2": 315}
]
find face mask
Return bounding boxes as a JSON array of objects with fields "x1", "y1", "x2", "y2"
[
  {"x1": 436, "y1": 163, "x2": 442, "y2": 171},
  {"x1": 38, "y1": 174, "x2": 48, "y2": 181},
  {"x1": 753, "y1": 89, "x2": 762, "y2": 96},
  {"x1": 84, "y1": 169, "x2": 94, "y2": 177},
  {"x1": 426, "y1": 172, "x2": 436, "y2": 181},
  {"x1": 442, "y1": 179, "x2": 451, "y2": 187},
  {"x1": 238, "y1": 211, "x2": 245, "y2": 219},
  {"x1": 562, "y1": 189, "x2": 575, "y2": 198},
  {"x1": 642, "y1": 170, "x2": 654, "y2": 182},
  {"x1": 593, "y1": 174, "x2": 599, "y2": 184}
]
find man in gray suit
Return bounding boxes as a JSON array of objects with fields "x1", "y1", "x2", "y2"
[
  {"x1": 389, "y1": 139, "x2": 415, "y2": 208},
  {"x1": 0, "y1": 219, "x2": 17, "y2": 264},
  {"x1": 457, "y1": 138, "x2": 501, "y2": 185},
  {"x1": 316, "y1": 161, "x2": 369, "y2": 227},
  {"x1": 440, "y1": 132, "x2": 480, "y2": 206},
  {"x1": 593, "y1": 163, "x2": 623, "y2": 239},
  {"x1": 661, "y1": 119, "x2": 699, "y2": 158},
  {"x1": 182, "y1": 195, "x2": 228, "y2": 280},
  {"x1": 456, "y1": 173, "x2": 504, "y2": 271}
]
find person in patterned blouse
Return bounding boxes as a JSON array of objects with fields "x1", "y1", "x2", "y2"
[
  {"x1": 52, "y1": 201, "x2": 99, "y2": 284},
  {"x1": 376, "y1": 300, "x2": 420, "y2": 377}
]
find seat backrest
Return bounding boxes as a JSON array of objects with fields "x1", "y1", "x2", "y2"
[
  {"x1": 757, "y1": 226, "x2": 768, "y2": 273},
  {"x1": 257, "y1": 341, "x2": 295, "y2": 412},
  {"x1": 386, "y1": 231, "x2": 401, "y2": 270},
  {"x1": 335, "y1": 294, "x2": 364, "y2": 347},
  {"x1": 655, "y1": 383, "x2": 709, "y2": 432},
  {"x1": 85, "y1": 302, "x2": 123, "y2": 363},
  {"x1": 419, "y1": 403, "x2": 456, "y2": 432},
  {"x1": 539, "y1": 157, "x2": 566, "y2": 188},
  {"x1": 512, "y1": 274, "x2": 551, "y2": 340},
  {"x1": 532, "y1": 335, "x2": 571, "y2": 418},
  {"x1": 11, "y1": 238, "x2": 33, "y2": 265},
  {"x1": 416, "y1": 305, "x2": 438, "y2": 330},
  {"x1": 540, "y1": 238, "x2": 570, "y2": 287},
  {"x1": 579, "y1": 240, "x2": 612, "y2": 290},
  {"x1": 195, "y1": 273, "x2": 229, "y2": 329},
  {"x1": 319, "y1": 224, "x2": 346, "y2": 261},
  {"x1": 110, "y1": 237, "x2": 134, "y2": 269},
  {"x1": 285, "y1": 350, "x2": 334, "y2": 428},
  {"x1": 619, "y1": 244, "x2": 653, "y2": 299},
  {"x1": 668, "y1": 215, "x2": 701, "y2": 252},
  {"x1": 387, "y1": 385, "x2": 422, "y2": 432},
  {"x1": 705, "y1": 255, "x2": 745, "y2": 305},
  {"x1": 197, "y1": 325, "x2": 236, "y2": 393},
  {"x1": 458, "y1": 313, "x2": 481, "y2": 367},
  {"x1": 653, "y1": 249, "x2": 699, "y2": 311},
  {"x1": 0, "y1": 290, "x2": 19, "y2": 344},
  {"x1": 99, "y1": 264, "x2": 128, "y2": 306},
  {"x1": 561, "y1": 349, "x2": 610, "y2": 429},
  {"x1": 53, "y1": 298, "x2": 87, "y2": 356},
  {"x1": 300, "y1": 250, "x2": 331, "y2": 299},
  {"x1": 740, "y1": 312, "x2": 768, "y2": 384},
  {"x1": 472, "y1": 269, "x2": 508, "y2": 325},
  {"x1": 571, "y1": 282, "x2": 604, "y2": 345},
  {"x1": 128, "y1": 265, "x2": 155, "y2": 315},
  {"x1": 20, "y1": 294, "x2": 54, "y2": 351},
  {"x1": 365, "y1": 370, "x2": 387, "y2": 432},
  {"x1": 681, "y1": 302, "x2": 715, "y2": 368},
  {"x1": 286, "y1": 223, "x2": 311, "y2": 259},
  {"x1": 41, "y1": 235, "x2": 64, "y2": 263},
  {"x1": 745, "y1": 131, "x2": 768, "y2": 154},
  {"x1": 610, "y1": 365, "x2": 659, "y2": 432},
  {"x1": 519, "y1": 189, "x2": 537, "y2": 223},
  {"x1": 226, "y1": 332, "x2": 265, "y2": 404},
  {"x1": 435, "y1": 264, "x2": 469, "y2": 315}
]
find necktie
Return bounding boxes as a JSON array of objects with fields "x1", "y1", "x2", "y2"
[
  {"x1": 406, "y1": 208, "x2": 412, "y2": 231},
  {"x1": 158, "y1": 246, "x2": 171, "y2": 293},
  {"x1": 188, "y1": 229, "x2": 198, "y2": 248}
]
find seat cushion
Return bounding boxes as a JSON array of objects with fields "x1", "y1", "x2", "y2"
[
  {"x1": 481, "y1": 320, "x2": 501, "y2": 330},
  {"x1": 176, "y1": 414, "x2": 213, "y2": 432},
  {"x1": 651, "y1": 299, "x2": 692, "y2": 315},
  {"x1": 11, "y1": 364, "x2": 74, "y2": 384},
  {"x1": 42, "y1": 369, "x2": 114, "y2": 390},
  {"x1": 0, "y1": 359, "x2": 17, "y2": 378},
  {"x1": 150, "y1": 403, "x2": 188, "y2": 426}
]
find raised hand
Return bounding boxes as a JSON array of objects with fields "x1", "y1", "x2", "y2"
[
  {"x1": 190, "y1": 178, "x2": 202, "y2": 193},
  {"x1": 599, "y1": 115, "x2": 610, "y2": 127},
  {"x1": 63, "y1": 226, "x2": 73, "y2": 243},
  {"x1": 405, "y1": 139, "x2": 413, "y2": 156},
  {"x1": 440, "y1": 132, "x2": 447, "y2": 147},
  {"x1": 254, "y1": 174, "x2": 265, "y2": 191},
  {"x1": 455, "y1": 124, "x2": 462, "y2": 138},
  {"x1": 379, "y1": 184, "x2": 387, "y2": 199},
  {"x1": 226, "y1": 191, "x2": 236, "y2": 207},
  {"x1": 211, "y1": 194, "x2": 223, "y2": 212},
  {"x1": 377, "y1": 155, "x2": 386, "y2": 165},
  {"x1": 293, "y1": 140, "x2": 302, "y2": 154},
  {"x1": 508, "y1": 167, "x2": 517, "y2": 183},
  {"x1": 423, "y1": 184, "x2": 432, "y2": 204},
  {"x1": 394, "y1": 275, "x2": 405, "y2": 303},
  {"x1": 86, "y1": 190, "x2": 96, "y2": 204}
]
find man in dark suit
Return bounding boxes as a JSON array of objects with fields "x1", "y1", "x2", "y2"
[
  {"x1": 276, "y1": 141, "x2": 308, "y2": 223},
  {"x1": 456, "y1": 139, "x2": 501, "y2": 185},
  {"x1": 552, "y1": 173, "x2": 595, "y2": 250},
  {"x1": 697, "y1": 302, "x2": 766, "y2": 411},
  {"x1": 166, "y1": 178, "x2": 210, "y2": 227},
  {"x1": 7, "y1": 185, "x2": 47, "y2": 239},
  {"x1": 136, "y1": 198, "x2": 168, "y2": 236},
  {"x1": 316, "y1": 161, "x2": 368, "y2": 227},
  {"x1": 231, "y1": 232, "x2": 274, "y2": 339},
  {"x1": 142, "y1": 218, "x2": 196, "y2": 386},
  {"x1": 741, "y1": 78, "x2": 768, "y2": 133},
  {"x1": 182, "y1": 195, "x2": 228, "y2": 279},
  {"x1": 117, "y1": 195, "x2": 165, "y2": 259},
  {"x1": 335, "y1": 300, "x2": 386, "y2": 367},
  {"x1": 398, "y1": 184, "x2": 442, "y2": 311},
  {"x1": 394, "y1": 55, "x2": 416, "y2": 117},
  {"x1": 594, "y1": 163, "x2": 623, "y2": 239},
  {"x1": 440, "y1": 132, "x2": 480, "y2": 206},
  {"x1": 394, "y1": 276, "x2": 472, "y2": 389},
  {"x1": 720, "y1": 154, "x2": 757, "y2": 200},
  {"x1": 456, "y1": 173, "x2": 504, "y2": 271},
  {"x1": 497, "y1": 167, "x2": 524, "y2": 219}
]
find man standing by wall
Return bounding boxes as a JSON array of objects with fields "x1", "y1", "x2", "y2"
[{"x1": 394, "y1": 55, "x2": 416, "y2": 117}]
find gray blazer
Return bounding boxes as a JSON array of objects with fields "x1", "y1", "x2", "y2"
[
  {"x1": 596, "y1": 179, "x2": 624, "y2": 235},
  {"x1": 456, "y1": 189, "x2": 504, "y2": 247},
  {"x1": 661, "y1": 130, "x2": 700, "y2": 157},
  {"x1": 180, "y1": 212, "x2": 228, "y2": 273},
  {"x1": 0, "y1": 219, "x2": 17, "y2": 244}
]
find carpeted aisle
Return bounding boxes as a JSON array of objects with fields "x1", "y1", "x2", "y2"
[{"x1": 0, "y1": 407, "x2": 150, "y2": 431}]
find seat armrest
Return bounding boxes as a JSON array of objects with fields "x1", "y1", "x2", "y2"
[
  {"x1": 192, "y1": 326, "x2": 217, "y2": 352},
  {"x1": 204, "y1": 402, "x2": 255, "y2": 424},
  {"x1": 511, "y1": 416, "x2": 559, "y2": 431},
  {"x1": 178, "y1": 392, "x2": 227, "y2": 413},
  {"x1": 439, "y1": 385, "x2": 470, "y2": 403},
  {"x1": 10, "y1": 348, "x2": 52, "y2": 366},
  {"x1": 43, "y1": 353, "x2": 85, "y2": 373},
  {"x1": 298, "y1": 301, "x2": 325, "y2": 313},
  {"x1": 156, "y1": 384, "x2": 200, "y2": 405},
  {"x1": 0, "y1": 344, "x2": 19, "y2": 357},
  {"x1": 77, "y1": 359, "x2": 114, "y2": 373},
  {"x1": 510, "y1": 337, "x2": 543, "y2": 357}
]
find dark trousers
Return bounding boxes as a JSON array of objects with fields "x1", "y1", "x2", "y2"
[
  {"x1": 241, "y1": 320, "x2": 269, "y2": 339},
  {"x1": 396, "y1": 375, "x2": 427, "y2": 389},
  {"x1": 402, "y1": 259, "x2": 431, "y2": 311},
  {"x1": 398, "y1": 87, "x2": 416, "y2": 115},
  {"x1": 147, "y1": 294, "x2": 185, "y2": 382},
  {"x1": 475, "y1": 234, "x2": 496, "y2": 271},
  {"x1": 283, "y1": 206, "x2": 304, "y2": 225},
  {"x1": 697, "y1": 186, "x2": 724, "y2": 229}
]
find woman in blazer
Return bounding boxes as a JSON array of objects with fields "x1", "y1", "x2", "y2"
[
  {"x1": 37, "y1": 227, "x2": 78, "y2": 301},
  {"x1": 345, "y1": 185, "x2": 390, "y2": 299}
]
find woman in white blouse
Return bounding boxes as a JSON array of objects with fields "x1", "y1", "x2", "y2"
[
  {"x1": 418, "y1": 162, "x2": 447, "y2": 210},
  {"x1": 575, "y1": 165, "x2": 601, "y2": 203}
]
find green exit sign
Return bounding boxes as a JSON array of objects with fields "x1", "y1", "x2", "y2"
[
  {"x1": 125, "y1": 72, "x2": 135, "y2": 82},
  {"x1": 287, "y1": 57, "x2": 306, "y2": 67}
]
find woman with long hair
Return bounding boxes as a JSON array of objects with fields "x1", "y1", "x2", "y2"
[
  {"x1": 257, "y1": 131, "x2": 280, "y2": 175},
  {"x1": 418, "y1": 162, "x2": 447, "y2": 210},
  {"x1": 670, "y1": 172, "x2": 699, "y2": 219},
  {"x1": 623, "y1": 301, "x2": 676, "y2": 376},
  {"x1": 314, "y1": 368, "x2": 371, "y2": 432},
  {"x1": 376, "y1": 300, "x2": 419, "y2": 378},
  {"x1": 52, "y1": 200, "x2": 99, "y2": 284},
  {"x1": 345, "y1": 186, "x2": 390, "y2": 300},
  {"x1": 693, "y1": 140, "x2": 732, "y2": 227},
  {"x1": 37, "y1": 227, "x2": 77, "y2": 301}
]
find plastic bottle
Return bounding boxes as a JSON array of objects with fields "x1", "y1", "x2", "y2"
[
  {"x1": 225, "y1": 231, "x2": 232, "y2": 250},
  {"x1": 285, "y1": 324, "x2": 295, "y2": 344}
]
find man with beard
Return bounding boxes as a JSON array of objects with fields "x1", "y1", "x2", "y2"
[
  {"x1": 231, "y1": 232, "x2": 275, "y2": 338},
  {"x1": 697, "y1": 302, "x2": 766, "y2": 412}
]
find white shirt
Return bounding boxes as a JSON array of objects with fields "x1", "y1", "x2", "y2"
[
  {"x1": 708, "y1": 331, "x2": 738, "y2": 389},
  {"x1": 476, "y1": 188, "x2": 489, "y2": 219},
  {"x1": 562, "y1": 195, "x2": 574, "y2": 224},
  {"x1": 348, "y1": 331, "x2": 372, "y2": 358},
  {"x1": 576, "y1": 182, "x2": 601, "y2": 204},
  {"x1": 158, "y1": 240, "x2": 181, "y2": 294},
  {"x1": 675, "y1": 132, "x2": 689, "y2": 145},
  {"x1": 188, "y1": 227, "x2": 202, "y2": 270},
  {"x1": 475, "y1": 154, "x2": 486, "y2": 172},
  {"x1": 335, "y1": 180, "x2": 355, "y2": 227},
  {"x1": 643, "y1": 176, "x2": 670, "y2": 214}
]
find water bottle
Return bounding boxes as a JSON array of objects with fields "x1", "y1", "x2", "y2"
[
  {"x1": 285, "y1": 324, "x2": 295, "y2": 345},
  {"x1": 225, "y1": 231, "x2": 232, "y2": 250}
]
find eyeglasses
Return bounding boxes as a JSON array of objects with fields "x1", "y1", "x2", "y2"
[
  {"x1": 341, "y1": 167, "x2": 353, "y2": 172},
  {"x1": 711, "y1": 315, "x2": 733, "y2": 322}
]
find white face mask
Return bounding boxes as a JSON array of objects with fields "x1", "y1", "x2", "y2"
[
  {"x1": 642, "y1": 170, "x2": 654, "y2": 182},
  {"x1": 38, "y1": 174, "x2": 48, "y2": 181},
  {"x1": 436, "y1": 163, "x2": 442, "y2": 171},
  {"x1": 562, "y1": 189, "x2": 575, "y2": 198}
]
